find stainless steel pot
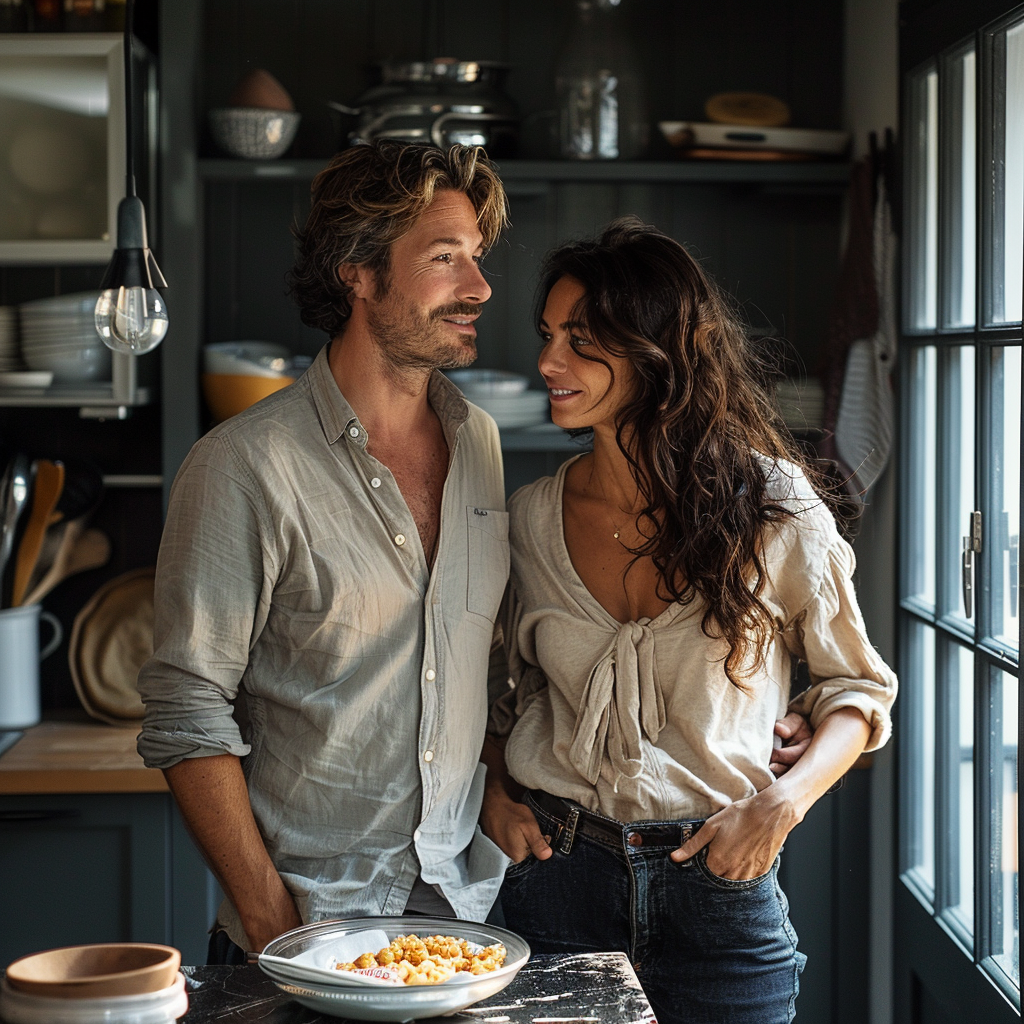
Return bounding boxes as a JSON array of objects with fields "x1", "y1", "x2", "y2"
[{"x1": 330, "y1": 59, "x2": 520, "y2": 156}]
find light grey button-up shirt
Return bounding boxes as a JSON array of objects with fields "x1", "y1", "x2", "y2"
[{"x1": 137, "y1": 346, "x2": 511, "y2": 948}]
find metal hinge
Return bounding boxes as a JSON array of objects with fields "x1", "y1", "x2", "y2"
[{"x1": 962, "y1": 511, "x2": 982, "y2": 618}]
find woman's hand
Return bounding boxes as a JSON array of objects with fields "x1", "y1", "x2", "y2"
[
  {"x1": 669, "y1": 786, "x2": 800, "y2": 880},
  {"x1": 671, "y1": 707, "x2": 871, "y2": 878},
  {"x1": 480, "y1": 784, "x2": 554, "y2": 864}
]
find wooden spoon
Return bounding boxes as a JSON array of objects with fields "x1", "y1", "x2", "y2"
[
  {"x1": 12, "y1": 459, "x2": 64, "y2": 606},
  {"x1": 21, "y1": 523, "x2": 110, "y2": 607}
]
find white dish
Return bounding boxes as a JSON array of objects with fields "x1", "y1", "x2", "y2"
[
  {"x1": 658, "y1": 121, "x2": 850, "y2": 155},
  {"x1": 0, "y1": 371, "x2": 53, "y2": 388},
  {"x1": 259, "y1": 915, "x2": 530, "y2": 1022},
  {"x1": 444, "y1": 369, "x2": 529, "y2": 397}
]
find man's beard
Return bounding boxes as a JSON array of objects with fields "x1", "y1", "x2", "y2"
[{"x1": 367, "y1": 294, "x2": 481, "y2": 372}]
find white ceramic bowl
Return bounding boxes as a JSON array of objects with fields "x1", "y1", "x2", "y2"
[
  {"x1": 23, "y1": 341, "x2": 111, "y2": 381},
  {"x1": 204, "y1": 341, "x2": 293, "y2": 377},
  {"x1": 444, "y1": 369, "x2": 530, "y2": 397},
  {"x1": 208, "y1": 108, "x2": 301, "y2": 159},
  {"x1": 0, "y1": 974, "x2": 186, "y2": 1024}
]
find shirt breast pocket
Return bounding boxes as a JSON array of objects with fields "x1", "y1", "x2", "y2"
[{"x1": 465, "y1": 506, "x2": 510, "y2": 622}]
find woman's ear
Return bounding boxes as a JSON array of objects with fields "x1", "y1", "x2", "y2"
[{"x1": 338, "y1": 262, "x2": 371, "y2": 300}]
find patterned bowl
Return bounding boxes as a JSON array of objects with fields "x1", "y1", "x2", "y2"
[{"x1": 208, "y1": 108, "x2": 301, "y2": 159}]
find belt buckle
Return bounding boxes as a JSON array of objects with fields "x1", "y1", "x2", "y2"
[{"x1": 558, "y1": 807, "x2": 580, "y2": 855}]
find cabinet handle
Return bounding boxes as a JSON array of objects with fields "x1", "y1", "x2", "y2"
[{"x1": 0, "y1": 809, "x2": 81, "y2": 823}]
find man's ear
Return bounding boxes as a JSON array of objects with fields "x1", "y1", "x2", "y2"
[{"x1": 339, "y1": 262, "x2": 372, "y2": 300}]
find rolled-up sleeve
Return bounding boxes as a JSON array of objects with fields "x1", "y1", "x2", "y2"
[
  {"x1": 783, "y1": 540, "x2": 897, "y2": 751},
  {"x1": 137, "y1": 436, "x2": 275, "y2": 769}
]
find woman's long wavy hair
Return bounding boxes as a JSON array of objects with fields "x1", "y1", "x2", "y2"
[
  {"x1": 538, "y1": 217, "x2": 830, "y2": 686},
  {"x1": 288, "y1": 140, "x2": 508, "y2": 337}
]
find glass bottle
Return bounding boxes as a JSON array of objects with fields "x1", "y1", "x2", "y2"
[{"x1": 554, "y1": 0, "x2": 649, "y2": 160}]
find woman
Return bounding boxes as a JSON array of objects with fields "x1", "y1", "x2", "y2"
[{"x1": 481, "y1": 218, "x2": 897, "y2": 1024}]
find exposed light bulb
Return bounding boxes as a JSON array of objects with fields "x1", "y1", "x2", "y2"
[{"x1": 95, "y1": 286, "x2": 168, "y2": 355}]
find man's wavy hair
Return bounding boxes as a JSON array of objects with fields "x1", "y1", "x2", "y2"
[
  {"x1": 538, "y1": 217, "x2": 831, "y2": 687},
  {"x1": 288, "y1": 141, "x2": 509, "y2": 337}
]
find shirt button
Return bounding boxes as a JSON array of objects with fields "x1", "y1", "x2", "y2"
[
  {"x1": 348, "y1": 426, "x2": 359, "y2": 438},
  {"x1": 413, "y1": 828, "x2": 422, "y2": 842},
  {"x1": 627, "y1": 832, "x2": 643, "y2": 848},
  {"x1": 394, "y1": 534, "x2": 406, "y2": 547},
  {"x1": 425, "y1": 669, "x2": 436, "y2": 681},
  {"x1": 423, "y1": 750, "x2": 434, "y2": 763},
  {"x1": 370, "y1": 477, "x2": 381, "y2": 488}
]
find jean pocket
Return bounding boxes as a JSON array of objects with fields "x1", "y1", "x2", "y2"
[
  {"x1": 502, "y1": 853, "x2": 538, "y2": 880},
  {"x1": 694, "y1": 846, "x2": 775, "y2": 891}
]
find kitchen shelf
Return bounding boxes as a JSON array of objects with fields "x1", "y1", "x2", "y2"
[
  {"x1": 0, "y1": 352, "x2": 153, "y2": 416},
  {"x1": 198, "y1": 157, "x2": 851, "y2": 189}
]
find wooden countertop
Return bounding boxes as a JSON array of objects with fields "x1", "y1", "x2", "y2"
[{"x1": 0, "y1": 720, "x2": 168, "y2": 795}]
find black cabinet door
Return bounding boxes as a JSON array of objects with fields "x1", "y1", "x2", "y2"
[{"x1": 0, "y1": 792, "x2": 216, "y2": 967}]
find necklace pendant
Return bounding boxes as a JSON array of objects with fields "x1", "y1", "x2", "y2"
[{"x1": 613, "y1": 529, "x2": 620, "y2": 539}]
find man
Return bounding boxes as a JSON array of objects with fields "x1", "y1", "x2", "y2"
[{"x1": 137, "y1": 140, "x2": 511, "y2": 960}]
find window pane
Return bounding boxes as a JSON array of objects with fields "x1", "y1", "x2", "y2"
[
  {"x1": 955, "y1": 645, "x2": 975, "y2": 932},
  {"x1": 988, "y1": 346, "x2": 1021, "y2": 652},
  {"x1": 949, "y1": 49, "x2": 977, "y2": 328},
  {"x1": 992, "y1": 669, "x2": 1019, "y2": 985},
  {"x1": 945, "y1": 346, "x2": 976, "y2": 623},
  {"x1": 905, "y1": 346, "x2": 938, "y2": 605},
  {"x1": 909, "y1": 67, "x2": 940, "y2": 330},
  {"x1": 905, "y1": 619, "x2": 937, "y2": 892},
  {"x1": 990, "y1": 21, "x2": 1024, "y2": 325}
]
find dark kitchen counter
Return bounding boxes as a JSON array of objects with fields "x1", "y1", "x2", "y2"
[{"x1": 179, "y1": 954, "x2": 656, "y2": 1023}]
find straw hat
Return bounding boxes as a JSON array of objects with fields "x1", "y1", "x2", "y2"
[{"x1": 69, "y1": 567, "x2": 155, "y2": 724}]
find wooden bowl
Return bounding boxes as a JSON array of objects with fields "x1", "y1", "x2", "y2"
[{"x1": 5, "y1": 943, "x2": 181, "y2": 999}]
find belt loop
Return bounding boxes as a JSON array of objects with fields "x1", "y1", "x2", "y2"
[{"x1": 558, "y1": 807, "x2": 580, "y2": 855}]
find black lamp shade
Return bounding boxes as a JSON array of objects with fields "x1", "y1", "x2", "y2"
[{"x1": 99, "y1": 195, "x2": 168, "y2": 291}]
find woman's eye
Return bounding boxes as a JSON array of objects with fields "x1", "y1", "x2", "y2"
[{"x1": 570, "y1": 335, "x2": 592, "y2": 348}]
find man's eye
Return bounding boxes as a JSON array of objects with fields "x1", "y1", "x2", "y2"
[
  {"x1": 433, "y1": 253, "x2": 453, "y2": 264},
  {"x1": 472, "y1": 255, "x2": 485, "y2": 266}
]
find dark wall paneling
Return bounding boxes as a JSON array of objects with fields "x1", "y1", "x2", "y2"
[{"x1": 199, "y1": 0, "x2": 844, "y2": 161}]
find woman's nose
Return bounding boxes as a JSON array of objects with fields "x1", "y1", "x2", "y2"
[{"x1": 538, "y1": 340, "x2": 566, "y2": 376}]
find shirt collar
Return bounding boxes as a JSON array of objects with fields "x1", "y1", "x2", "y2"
[{"x1": 308, "y1": 343, "x2": 470, "y2": 450}]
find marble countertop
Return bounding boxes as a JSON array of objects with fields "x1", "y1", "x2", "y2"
[{"x1": 180, "y1": 954, "x2": 656, "y2": 1023}]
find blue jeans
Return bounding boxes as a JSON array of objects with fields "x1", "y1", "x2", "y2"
[{"x1": 499, "y1": 793, "x2": 806, "y2": 1024}]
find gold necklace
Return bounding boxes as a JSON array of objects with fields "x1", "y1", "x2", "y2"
[{"x1": 590, "y1": 465, "x2": 635, "y2": 543}]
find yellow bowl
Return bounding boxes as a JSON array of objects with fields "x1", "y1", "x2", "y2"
[
  {"x1": 202, "y1": 371, "x2": 295, "y2": 422},
  {"x1": 5, "y1": 943, "x2": 181, "y2": 999}
]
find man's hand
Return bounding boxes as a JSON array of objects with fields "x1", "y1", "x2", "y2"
[
  {"x1": 164, "y1": 754, "x2": 302, "y2": 951},
  {"x1": 769, "y1": 711, "x2": 813, "y2": 777}
]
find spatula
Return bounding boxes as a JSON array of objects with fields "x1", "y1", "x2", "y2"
[{"x1": 12, "y1": 459, "x2": 64, "y2": 606}]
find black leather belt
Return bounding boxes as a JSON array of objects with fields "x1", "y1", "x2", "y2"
[{"x1": 526, "y1": 789, "x2": 704, "y2": 855}]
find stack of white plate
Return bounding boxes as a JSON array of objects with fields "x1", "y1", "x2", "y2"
[
  {"x1": 0, "y1": 307, "x2": 18, "y2": 371},
  {"x1": 470, "y1": 389, "x2": 550, "y2": 429},
  {"x1": 444, "y1": 369, "x2": 529, "y2": 397},
  {"x1": 19, "y1": 292, "x2": 112, "y2": 383}
]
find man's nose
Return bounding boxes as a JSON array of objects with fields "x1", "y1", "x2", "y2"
[{"x1": 457, "y1": 261, "x2": 492, "y2": 304}]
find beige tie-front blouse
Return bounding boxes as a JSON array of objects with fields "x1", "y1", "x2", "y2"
[{"x1": 488, "y1": 454, "x2": 898, "y2": 825}]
